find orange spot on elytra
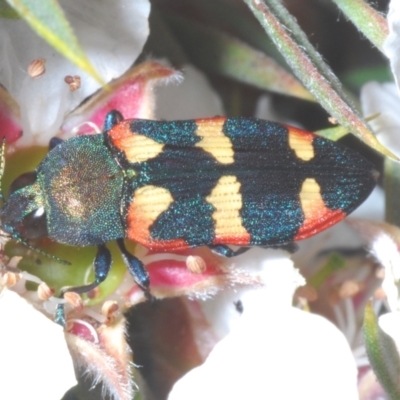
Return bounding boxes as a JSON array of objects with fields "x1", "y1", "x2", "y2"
[
  {"x1": 126, "y1": 185, "x2": 189, "y2": 250},
  {"x1": 194, "y1": 117, "x2": 234, "y2": 164},
  {"x1": 108, "y1": 121, "x2": 164, "y2": 163},
  {"x1": 286, "y1": 125, "x2": 315, "y2": 161},
  {"x1": 206, "y1": 175, "x2": 250, "y2": 242},
  {"x1": 294, "y1": 178, "x2": 346, "y2": 240}
]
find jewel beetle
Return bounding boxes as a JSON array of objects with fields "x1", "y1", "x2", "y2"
[{"x1": 0, "y1": 110, "x2": 377, "y2": 322}]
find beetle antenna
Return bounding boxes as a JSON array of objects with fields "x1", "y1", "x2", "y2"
[
  {"x1": 13, "y1": 235, "x2": 71, "y2": 265},
  {"x1": 0, "y1": 138, "x2": 6, "y2": 203}
]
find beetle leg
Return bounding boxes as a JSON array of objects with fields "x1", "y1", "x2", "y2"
[
  {"x1": 54, "y1": 244, "x2": 112, "y2": 326},
  {"x1": 116, "y1": 238, "x2": 153, "y2": 300},
  {"x1": 209, "y1": 245, "x2": 250, "y2": 257},
  {"x1": 55, "y1": 304, "x2": 67, "y2": 326},
  {"x1": 103, "y1": 110, "x2": 124, "y2": 131},
  {"x1": 93, "y1": 243, "x2": 112, "y2": 283},
  {"x1": 260, "y1": 243, "x2": 299, "y2": 254}
]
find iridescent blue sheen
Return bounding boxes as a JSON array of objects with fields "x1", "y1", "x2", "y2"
[
  {"x1": 151, "y1": 194, "x2": 215, "y2": 246},
  {"x1": 130, "y1": 119, "x2": 200, "y2": 146}
]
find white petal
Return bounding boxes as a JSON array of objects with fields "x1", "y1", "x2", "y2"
[
  {"x1": 156, "y1": 65, "x2": 223, "y2": 119},
  {"x1": 370, "y1": 233, "x2": 400, "y2": 312},
  {"x1": 0, "y1": 0, "x2": 150, "y2": 146},
  {"x1": 168, "y1": 307, "x2": 358, "y2": 400},
  {"x1": 199, "y1": 248, "x2": 304, "y2": 338},
  {"x1": 231, "y1": 248, "x2": 304, "y2": 310},
  {"x1": 384, "y1": 0, "x2": 400, "y2": 90},
  {"x1": 360, "y1": 82, "x2": 400, "y2": 158},
  {"x1": 0, "y1": 289, "x2": 76, "y2": 399},
  {"x1": 379, "y1": 312, "x2": 400, "y2": 354}
]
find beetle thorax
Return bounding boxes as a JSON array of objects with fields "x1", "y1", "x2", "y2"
[{"x1": 38, "y1": 135, "x2": 126, "y2": 246}]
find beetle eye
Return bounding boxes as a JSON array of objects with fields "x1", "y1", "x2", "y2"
[
  {"x1": 19, "y1": 207, "x2": 48, "y2": 239},
  {"x1": 9, "y1": 171, "x2": 37, "y2": 194}
]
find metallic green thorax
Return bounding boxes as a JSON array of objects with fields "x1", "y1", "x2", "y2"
[{"x1": 37, "y1": 134, "x2": 125, "y2": 246}]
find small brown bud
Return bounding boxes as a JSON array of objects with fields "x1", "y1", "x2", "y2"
[
  {"x1": 37, "y1": 282, "x2": 54, "y2": 300},
  {"x1": 338, "y1": 280, "x2": 363, "y2": 299},
  {"x1": 186, "y1": 255, "x2": 207, "y2": 274},
  {"x1": 295, "y1": 284, "x2": 318, "y2": 302},
  {"x1": 64, "y1": 291, "x2": 83, "y2": 309},
  {"x1": 64, "y1": 75, "x2": 81, "y2": 91},
  {"x1": 1, "y1": 271, "x2": 21, "y2": 287},
  {"x1": 27, "y1": 58, "x2": 46, "y2": 78},
  {"x1": 102, "y1": 300, "x2": 119, "y2": 320}
]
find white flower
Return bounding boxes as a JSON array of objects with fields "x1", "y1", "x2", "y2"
[
  {"x1": 0, "y1": 0, "x2": 150, "y2": 146},
  {"x1": 361, "y1": 0, "x2": 400, "y2": 158},
  {"x1": 0, "y1": 289, "x2": 76, "y2": 399},
  {"x1": 168, "y1": 249, "x2": 359, "y2": 400},
  {"x1": 0, "y1": 1, "x2": 151, "y2": 398}
]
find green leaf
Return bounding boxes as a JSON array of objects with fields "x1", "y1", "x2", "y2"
[
  {"x1": 364, "y1": 303, "x2": 400, "y2": 400},
  {"x1": 166, "y1": 0, "x2": 288, "y2": 66},
  {"x1": 315, "y1": 125, "x2": 350, "y2": 141},
  {"x1": 5, "y1": 0, "x2": 104, "y2": 84},
  {"x1": 332, "y1": 0, "x2": 389, "y2": 52},
  {"x1": 308, "y1": 253, "x2": 346, "y2": 289},
  {"x1": 0, "y1": 0, "x2": 19, "y2": 18},
  {"x1": 341, "y1": 65, "x2": 392, "y2": 92},
  {"x1": 244, "y1": 0, "x2": 397, "y2": 160},
  {"x1": 384, "y1": 157, "x2": 400, "y2": 227},
  {"x1": 165, "y1": 13, "x2": 314, "y2": 102}
]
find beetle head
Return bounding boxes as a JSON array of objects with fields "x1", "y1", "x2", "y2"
[{"x1": 0, "y1": 171, "x2": 47, "y2": 240}]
